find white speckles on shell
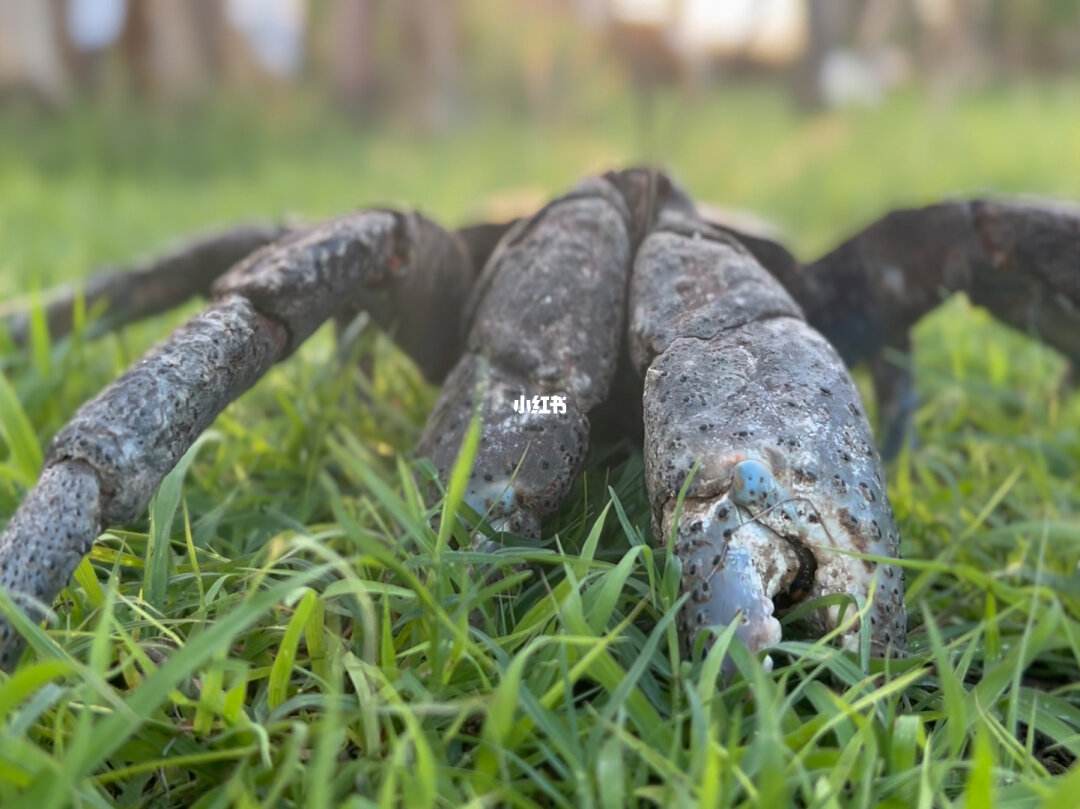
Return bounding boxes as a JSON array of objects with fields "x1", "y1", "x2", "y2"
[
  {"x1": 0, "y1": 461, "x2": 102, "y2": 669},
  {"x1": 636, "y1": 213, "x2": 906, "y2": 656},
  {"x1": 1, "y1": 208, "x2": 473, "y2": 670},
  {"x1": 418, "y1": 355, "x2": 589, "y2": 540},
  {"x1": 466, "y1": 185, "x2": 632, "y2": 411},
  {"x1": 629, "y1": 214, "x2": 803, "y2": 374},
  {"x1": 47, "y1": 296, "x2": 285, "y2": 524},
  {"x1": 419, "y1": 178, "x2": 635, "y2": 540},
  {"x1": 214, "y1": 211, "x2": 403, "y2": 352}
]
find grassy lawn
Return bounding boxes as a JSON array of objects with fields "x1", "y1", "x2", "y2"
[{"x1": 0, "y1": 84, "x2": 1078, "y2": 807}]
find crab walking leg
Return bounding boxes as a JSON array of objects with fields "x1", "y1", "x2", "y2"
[
  {"x1": 806, "y1": 200, "x2": 1080, "y2": 453},
  {"x1": 723, "y1": 199, "x2": 1080, "y2": 455},
  {"x1": 630, "y1": 208, "x2": 906, "y2": 662},
  {"x1": 331, "y1": 217, "x2": 519, "y2": 383},
  {"x1": 0, "y1": 223, "x2": 289, "y2": 346},
  {"x1": 0, "y1": 211, "x2": 473, "y2": 669},
  {"x1": 796, "y1": 199, "x2": 1080, "y2": 369},
  {"x1": 418, "y1": 178, "x2": 634, "y2": 538}
]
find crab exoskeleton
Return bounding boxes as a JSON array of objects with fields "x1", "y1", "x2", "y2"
[{"x1": 1, "y1": 167, "x2": 1077, "y2": 672}]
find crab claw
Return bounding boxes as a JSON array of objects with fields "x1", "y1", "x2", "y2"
[
  {"x1": 675, "y1": 462, "x2": 796, "y2": 669},
  {"x1": 673, "y1": 447, "x2": 905, "y2": 670},
  {"x1": 652, "y1": 316, "x2": 909, "y2": 666},
  {"x1": 632, "y1": 200, "x2": 907, "y2": 667}
]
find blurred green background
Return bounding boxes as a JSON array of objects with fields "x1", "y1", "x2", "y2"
[{"x1": 2, "y1": 0, "x2": 1080, "y2": 299}]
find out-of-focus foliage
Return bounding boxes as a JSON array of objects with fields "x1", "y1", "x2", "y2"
[{"x1": 4, "y1": 1, "x2": 1080, "y2": 119}]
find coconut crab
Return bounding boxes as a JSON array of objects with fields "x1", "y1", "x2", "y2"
[{"x1": 0, "y1": 167, "x2": 1077, "y2": 671}]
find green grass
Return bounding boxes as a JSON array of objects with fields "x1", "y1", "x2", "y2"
[{"x1": 0, "y1": 83, "x2": 1078, "y2": 807}]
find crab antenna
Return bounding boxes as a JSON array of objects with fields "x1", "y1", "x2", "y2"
[{"x1": 0, "y1": 210, "x2": 474, "y2": 669}]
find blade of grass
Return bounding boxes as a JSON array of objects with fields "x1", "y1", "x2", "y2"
[{"x1": 0, "y1": 371, "x2": 42, "y2": 485}]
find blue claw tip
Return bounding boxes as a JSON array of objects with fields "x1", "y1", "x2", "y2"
[{"x1": 730, "y1": 459, "x2": 779, "y2": 510}]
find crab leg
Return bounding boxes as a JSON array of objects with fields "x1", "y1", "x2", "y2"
[
  {"x1": 418, "y1": 177, "x2": 634, "y2": 539},
  {"x1": 0, "y1": 211, "x2": 473, "y2": 669},
  {"x1": 334, "y1": 217, "x2": 519, "y2": 382},
  {"x1": 630, "y1": 192, "x2": 906, "y2": 663},
  {"x1": 723, "y1": 200, "x2": 1080, "y2": 456},
  {"x1": 0, "y1": 223, "x2": 288, "y2": 346},
  {"x1": 798, "y1": 199, "x2": 1080, "y2": 368},
  {"x1": 0, "y1": 218, "x2": 515, "y2": 373}
]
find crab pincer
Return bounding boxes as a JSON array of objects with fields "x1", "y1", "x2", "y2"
[{"x1": 630, "y1": 194, "x2": 906, "y2": 665}]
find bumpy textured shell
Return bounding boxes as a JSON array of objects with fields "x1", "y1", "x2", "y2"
[
  {"x1": 0, "y1": 223, "x2": 286, "y2": 347},
  {"x1": 419, "y1": 177, "x2": 633, "y2": 535},
  {"x1": 333, "y1": 213, "x2": 476, "y2": 382},
  {"x1": 420, "y1": 355, "x2": 590, "y2": 537},
  {"x1": 214, "y1": 212, "x2": 406, "y2": 353},
  {"x1": 632, "y1": 209, "x2": 906, "y2": 656},
  {"x1": 1, "y1": 210, "x2": 474, "y2": 669},
  {"x1": 1, "y1": 172, "x2": 929, "y2": 673},
  {"x1": 0, "y1": 461, "x2": 102, "y2": 669},
  {"x1": 47, "y1": 295, "x2": 287, "y2": 524},
  {"x1": 465, "y1": 178, "x2": 632, "y2": 409}
]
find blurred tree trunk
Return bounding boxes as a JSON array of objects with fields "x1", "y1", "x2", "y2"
[
  {"x1": 329, "y1": 0, "x2": 380, "y2": 111},
  {"x1": 605, "y1": 17, "x2": 685, "y2": 157},
  {"x1": 0, "y1": 0, "x2": 71, "y2": 106},
  {"x1": 855, "y1": 0, "x2": 907, "y2": 51},
  {"x1": 191, "y1": 0, "x2": 227, "y2": 79},
  {"x1": 218, "y1": 6, "x2": 275, "y2": 90},
  {"x1": 917, "y1": 0, "x2": 991, "y2": 95},
  {"x1": 120, "y1": 0, "x2": 214, "y2": 102},
  {"x1": 58, "y1": 0, "x2": 104, "y2": 97},
  {"x1": 792, "y1": 0, "x2": 850, "y2": 110},
  {"x1": 396, "y1": 0, "x2": 461, "y2": 131}
]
